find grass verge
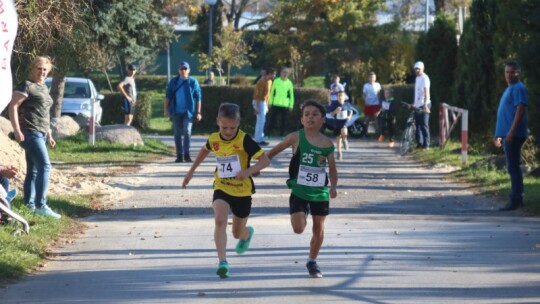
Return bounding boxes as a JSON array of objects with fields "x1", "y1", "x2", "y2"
[
  {"x1": 0, "y1": 195, "x2": 93, "y2": 281},
  {"x1": 413, "y1": 141, "x2": 540, "y2": 214},
  {"x1": 48, "y1": 131, "x2": 173, "y2": 164},
  {"x1": 1, "y1": 134, "x2": 172, "y2": 281}
]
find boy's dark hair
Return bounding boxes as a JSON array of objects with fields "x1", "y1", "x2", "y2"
[
  {"x1": 266, "y1": 67, "x2": 275, "y2": 74},
  {"x1": 505, "y1": 60, "x2": 521, "y2": 71},
  {"x1": 301, "y1": 100, "x2": 326, "y2": 116},
  {"x1": 218, "y1": 103, "x2": 241, "y2": 120}
]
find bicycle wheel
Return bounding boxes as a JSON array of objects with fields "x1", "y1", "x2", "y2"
[{"x1": 399, "y1": 125, "x2": 415, "y2": 155}]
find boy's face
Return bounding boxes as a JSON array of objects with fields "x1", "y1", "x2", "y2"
[
  {"x1": 337, "y1": 92, "x2": 346, "y2": 103},
  {"x1": 301, "y1": 105, "x2": 325, "y2": 129},
  {"x1": 384, "y1": 89, "x2": 391, "y2": 99},
  {"x1": 216, "y1": 117, "x2": 240, "y2": 140}
]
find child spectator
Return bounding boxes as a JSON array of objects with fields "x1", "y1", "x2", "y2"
[{"x1": 377, "y1": 87, "x2": 397, "y2": 148}]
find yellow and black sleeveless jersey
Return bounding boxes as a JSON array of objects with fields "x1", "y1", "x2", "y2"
[{"x1": 204, "y1": 129, "x2": 265, "y2": 197}]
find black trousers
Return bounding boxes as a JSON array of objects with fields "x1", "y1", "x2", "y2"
[{"x1": 267, "y1": 106, "x2": 289, "y2": 137}]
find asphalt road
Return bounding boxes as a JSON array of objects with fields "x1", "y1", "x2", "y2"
[{"x1": 1, "y1": 136, "x2": 539, "y2": 304}]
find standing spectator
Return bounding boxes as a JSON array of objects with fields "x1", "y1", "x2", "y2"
[
  {"x1": 494, "y1": 60, "x2": 528, "y2": 211},
  {"x1": 362, "y1": 72, "x2": 382, "y2": 136},
  {"x1": 165, "y1": 61, "x2": 202, "y2": 163},
  {"x1": 329, "y1": 75, "x2": 345, "y2": 106},
  {"x1": 253, "y1": 68, "x2": 267, "y2": 85},
  {"x1": 252, "y1": 68, "x2": 275, "y2": 146},
  {"x1": 377, "y1": 87, "x2": 397, "y2": 147},
  {"x1": 413, "y1": 61, "x2": 431, "y2": 149},
  {"x1": 8, "y1": 56, "x2": 61, "y2": 219},
  {"x1": 117, "y1": 64, "x2": 138, "y2": 126},
  {"x1": 0, "y1": 163, "x2": 18, "y2": 203},
  {"x1": 204, "y1": 71, "x2": 216, "y2": 85},
  {"x1": 267, "y1": 67, "x2": 295, "y2": 137}
]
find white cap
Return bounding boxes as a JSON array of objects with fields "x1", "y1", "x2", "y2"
[{"x1": 414, "y1": 61, "x2": 424, "y2": 69}]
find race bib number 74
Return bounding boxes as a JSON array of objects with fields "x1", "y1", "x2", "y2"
[
  {"x1": 297, "y1": 165, "x2": 326, "y2": 187},
  {"x1": 216, "y1": 155, "x2": 241, "y2": 178}
]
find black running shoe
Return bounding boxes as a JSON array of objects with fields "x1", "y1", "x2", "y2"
[
  {"x1": 306, "y1": 261, "x2": 323, "y2": 278},
  {"x1": 184, "y1": 155, "x2": 193, "y2": 163}
]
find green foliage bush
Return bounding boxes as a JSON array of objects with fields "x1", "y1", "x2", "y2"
[
  {"x1": 100, "y1": 92, "x2": 152, "y2": 129},
  {"x1": 197, "y1": 86, "x2": 329, "y2": 134},
  {"x1": 229, "y1": 75, "x2": 252, "y2": 86}
]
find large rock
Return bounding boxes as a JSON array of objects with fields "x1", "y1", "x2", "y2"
[
  {"x1": 95, "y1": 124, "x2": 144, "y2": 146},
  {"x1": 0, "y1": 131, "x2": 26, "y2": 190},
  {"x1": 50, "y1": 116, "x2": 81, "y2": 139},
  {"x1": 73, "y1": 113, "x2": 100, "y2": 129},
  {"x1": 0, "y1": 116, "x2": 13, "y2": 136}
]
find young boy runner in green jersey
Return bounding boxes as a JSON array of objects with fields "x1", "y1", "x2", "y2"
[
  {"x1": 182, "y1": 103, "x2": 270, "y2": 279},
  {"x1": 266, "y1": 100, "x2": 338, "y2": 278}
]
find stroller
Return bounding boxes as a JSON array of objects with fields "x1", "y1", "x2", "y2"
[{"x1": 0, "y1": 190, "x2": 30, "y2": 236}]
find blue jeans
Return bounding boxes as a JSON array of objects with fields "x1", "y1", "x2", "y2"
[
  {"x1": 22, "y1": 130, "x2": 52, "y2": 209},
  {"x1": 0, "y1": 176, "x2": 8, "y2": 193},
  {"x1": 504, "y1": 137, "x2": 526, "y2": 203},
  {"x1": 172, "y1": 113, "x2": 193, "y2": 158},
  {"x1": 414, "y1": 108, "x2": 430, "y2": 148},
  {"x1": 254, "y1": 101, "x2": 267, "y2": 142}
]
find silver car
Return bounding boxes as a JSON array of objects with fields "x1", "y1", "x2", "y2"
[{"x1": 45, "y1": 77, "x2": 104, "y2": 124}]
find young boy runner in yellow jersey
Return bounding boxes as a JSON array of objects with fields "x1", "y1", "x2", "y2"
[
  {"x1": 182, "y1": 103, "x2": 270, "y2": 279},
  {"x1": 266, "y1": 100, "x2": 338, "y2": 278}
]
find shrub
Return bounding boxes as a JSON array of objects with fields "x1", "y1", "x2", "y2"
[
  {"x1": 134, "y1": 93, "x2": 152, "y2": 130},
  {"x1": 100, "y1": 92, "x2": 152, "y2": 130},
  {"x1": 229, "y1": 75, "x2": 251, "y2": 86},
  {"x1": 197, "y1": 85, "x2": 329, "y2": 134}
]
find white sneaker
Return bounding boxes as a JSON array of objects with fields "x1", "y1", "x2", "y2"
[{"x1": 34, "y1": 206, "x2": 61, "y2": 219}]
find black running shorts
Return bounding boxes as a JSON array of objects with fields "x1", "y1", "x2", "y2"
[
  {"x1": 213, "y1": 190, "x2": 252, "y2": 218},
  {"x1": 289, "y1": 193, "x2": 329, "y2": 216}
]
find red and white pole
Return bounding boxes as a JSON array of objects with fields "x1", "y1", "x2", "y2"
[
  {"x1": 461, "y1": 110, "x2": 468, "y2": 165},
  {"x1": 89, "y1": 99, "x2": 95, "y2": 145}
]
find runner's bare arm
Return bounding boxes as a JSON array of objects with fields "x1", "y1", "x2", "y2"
[
  {"x1": 236, "y1": 153, "x2": 270, "y2": 180},
  {"x1": 327, "y1": 152, "x2": 338, "y2": 199},
  {"x1": 266, "y1": 132, "x2": 298, "y2": 160},
  {"x1": 182, "y1": 147, "x2": 210, "y2": 188}
]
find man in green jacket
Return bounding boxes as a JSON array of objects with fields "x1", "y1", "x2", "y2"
[{"x1": 267, "y1": 67, "x2": 295, "y2": 137}]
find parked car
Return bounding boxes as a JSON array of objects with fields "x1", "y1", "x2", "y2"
[{"x1": 45, "y1": 77, "x2": 104, "y2": 124}]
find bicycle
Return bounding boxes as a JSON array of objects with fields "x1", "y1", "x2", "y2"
[{"x1": 399, "y1": 102, "x2": 421, "y2": 156}]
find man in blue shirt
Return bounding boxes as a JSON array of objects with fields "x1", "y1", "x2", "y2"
[
  {"x1": 494, "y1": 60, "x2": 528, "y2": 211},
  {"x1": 165, "y1": 61, "x2": 202, "y2": 163}
]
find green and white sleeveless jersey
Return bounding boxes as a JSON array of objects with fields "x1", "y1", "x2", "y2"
[{"x1": 287, "y1": 129, "x2": 334, "y2": 202}]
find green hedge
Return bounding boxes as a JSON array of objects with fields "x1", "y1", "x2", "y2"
[
  {"x1": 101, "y1": 92, "x2": 152, "y2": 129},
  {"x1": 197, "y1": 86, "x2": 329, "y2": 135}
]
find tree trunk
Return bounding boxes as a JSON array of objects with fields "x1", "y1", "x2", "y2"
[
  {"x1": 49, "y1": 72, "x2": 66, "y2": 118},
  {"x1": 102, "y1": 68, "x2": 113, "y2": 92},
  {"x1": 434, "y1": 0, "x2": 445, "y2": 12},
  {"x1": 118, "y1": 54, "x2": 127, "y2": 79}
]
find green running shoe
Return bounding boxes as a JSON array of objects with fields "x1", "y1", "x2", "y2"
[
  {"x1": 235, "y1": 226, "x2": 254, "y2": 254},
  {"x1": 216, "y1": 261, "x2": 230, "y2": 279}
]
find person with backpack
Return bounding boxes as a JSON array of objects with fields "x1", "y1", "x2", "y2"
[{"x1": 165, "y1": 61, "x2": 202, "y2": 163}]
